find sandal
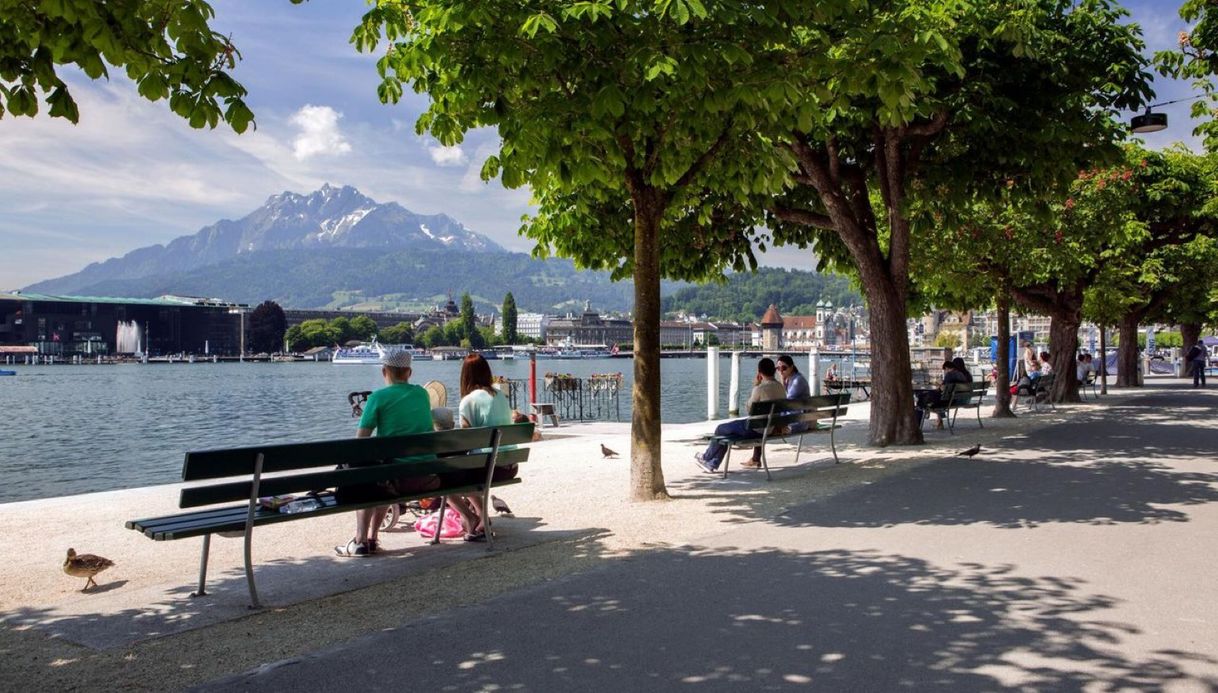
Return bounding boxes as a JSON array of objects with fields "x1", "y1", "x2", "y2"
[
  {"x1": 367, "y1": 538, "x2": 379, "y2": 554},
  {"x1": 463, "y1": 531, "x2": 487, "y2": 543}
]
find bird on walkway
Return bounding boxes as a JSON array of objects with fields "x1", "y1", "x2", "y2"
[
  {"x1": 491, "y1": 495, "x2": 513, "y2": 516},
  {"x1": 601, "y1": 444, "x2": 619, "y2": 459},
  {"x1": 63, "y1": 548, "x2": 115, "y2": 592},
  {"x1": 957, "y1": 444, "x2": 983, "y2": 458}
]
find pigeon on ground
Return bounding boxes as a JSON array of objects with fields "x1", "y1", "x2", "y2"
[
  {"x1": 491, "y1": 495, "x2": 513, "y2": 515},
  {"x1": 601, "y1": 444, "x2": 619, "y2": 459},
  {"x1": 957, "y1": 444, "x2": 982, "y2": 458},
  {"x1": 64, "y1": 548, "x2": 115, "y2": 592}
]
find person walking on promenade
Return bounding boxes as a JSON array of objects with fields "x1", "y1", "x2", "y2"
[
  {"x1": 335, "y1": 349, "x2": 438, "y2": 557},
  {"x1": 695, "y1": 358, "x2": 787, "y2": 473},
  {"x1": 1187, "y1": 340, "x2": 1208, "y2": 388}
]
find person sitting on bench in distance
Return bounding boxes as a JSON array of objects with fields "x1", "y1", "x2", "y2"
[
  {"x1": 336, "y1": 349, "x2": 439, "y2": 557},
  {"x1": 695, "y1": 358, "x2": 787, "y2": 473},
  {"x1": 744, "y1": 354, "x2": 811, "y2": 469},
  {"x1": 921, "y1": 360, "x2": 971, "y2": 430}
]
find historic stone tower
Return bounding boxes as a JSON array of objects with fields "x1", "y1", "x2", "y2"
[{"x1": 760, "y1": 304, "x2": 784, "y2": 353}]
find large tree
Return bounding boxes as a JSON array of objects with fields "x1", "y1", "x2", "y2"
[
  {"x1": 460, "y1": 293, "x2": 484, "y2": 349},
  {"x1": 501, "y1": 292, "x2": 518, "y2": 344},
  {"x1": 1157, "y1": 0, "x2": 1218, "y2": 150},
  {"x1": 354, "y1": 1, "x2": 793, "y2": 500},
  {"x1": 0, "y1": 0, "x2": 253, "y2": 131},
  {"x1": 766, "y1": 0, "x2": 1151, "y2": 443},
  {"x1": 247, "y1": 300, "x2": 287, "y2": 354}
]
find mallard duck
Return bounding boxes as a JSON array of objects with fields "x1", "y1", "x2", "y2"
[{"x1": 64, "y1": 548, "x2": 115, "y2": 592}]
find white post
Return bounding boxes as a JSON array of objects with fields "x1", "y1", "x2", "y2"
[
  {"x1": 808, "y1": 345, "x2": 821, "y2": 396},
  {"x1": 706, "y1": 346, "x2": 720, "y2": 420},
  {"x1": 728, "y1": 350, "x2": 741, "y2": 416}
]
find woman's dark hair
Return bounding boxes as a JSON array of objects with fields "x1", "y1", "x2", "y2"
[
  {"x1": 460, "y1": 353, "x2": 494, "y2": 397},
  {"x1": 776, "y1": 354, "x2": 799, "y2": 374},
  {"x1": 952, "y1": 357, "x2": 972, "y2": 381},
  {"x1": 758, "y1": 357, "x2": 777, "y2": 377},
  {"x1": 942, "y1": 360, "x2": 956, "y2": 370}
]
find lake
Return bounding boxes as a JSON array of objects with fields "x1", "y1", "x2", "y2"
[{"x1": 0, "y1": 355, "x2": 855, "y2": 503}]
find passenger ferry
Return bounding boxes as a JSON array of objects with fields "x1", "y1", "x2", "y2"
[{"x1": 332, "y1": 339, "x2": 384, "y2": 365}]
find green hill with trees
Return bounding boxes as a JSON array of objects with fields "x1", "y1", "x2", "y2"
[{"x1": 662, "y1": 268, "x2": 860, "y2": 322}]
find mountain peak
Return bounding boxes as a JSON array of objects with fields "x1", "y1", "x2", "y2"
[{"x1": 25, "y1": 186, "x2": 504, "y2": 294}]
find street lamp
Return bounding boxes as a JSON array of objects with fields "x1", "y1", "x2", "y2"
[
  {"x1": 228, "y1": 306, "x2": 247, "y2": 362},
  {"x1": 1129, "y1": 95, "x2": 1205, "y2": 134}
]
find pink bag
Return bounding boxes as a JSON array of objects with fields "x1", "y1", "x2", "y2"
[{"x1": 414, "y1": 509, "x2": 465, "y2": 540}]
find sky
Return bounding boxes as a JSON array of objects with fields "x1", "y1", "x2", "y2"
[{"x1": 0, "y1": 0, "x2": 1205, "y2": 291}]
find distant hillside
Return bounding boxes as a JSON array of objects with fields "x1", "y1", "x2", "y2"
[
  {"x1": 26, "y1": 184, "x2": 502, "y2": 295},
  {"x1": 662, "y1": 267, "x2": 861, "y2": 322},
  {"x1": 70, "y1": 247, "x2": 675, "y2": 314}
]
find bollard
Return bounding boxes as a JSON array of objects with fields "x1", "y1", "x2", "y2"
[
  {"x1": 808, "y1": 346, "x2": 821, "y2": 396},
  {"x1": 728, "y1": 351, "x2": 741, "y2": 416},
  {"x1": 706, "y1": 346, "x2": 720, "y2": 420}
]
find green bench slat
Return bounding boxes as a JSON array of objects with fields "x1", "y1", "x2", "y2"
[
  {"x1": 177, "y1": 448, "x2": 529, "y2": 508},
  {"x1": 129, "y1": 479, "x2": 523, "y2": 541},
  {"x1": 181, "y1": 424, "x2": 535, "y2": 481}
]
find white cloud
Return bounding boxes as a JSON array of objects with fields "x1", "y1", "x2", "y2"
[
  {"x1": 290, "y1": 105, "x2": 352, "y2": 160},
  {"x1": 428, "y1": 143, "x2": 468, "y2": 167}
]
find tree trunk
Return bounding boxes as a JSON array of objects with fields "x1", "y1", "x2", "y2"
[
  {"x1": 1181, "y1": 322, "x2": 1202, "y2": 353},
  {"x1": 862, "y1": 275, "x2": 922, "y2": 446},
  {"x1": 992, "y1": 292, "x2": 1015, "y2": 417},
  {"x1": 1047, "y1": 307, "x2": 1081, "y2": 402},
  {"x1": 1116, "y1": 315, "x2": 1140, "y2": 387},
  {"x1": 1099, "y1": 325, "x2": 1108, "y2": 395},
  {"x1": 629, "y1": 204, "x2": 669, "y2": 501}
]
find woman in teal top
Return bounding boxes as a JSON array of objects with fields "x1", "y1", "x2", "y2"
[{"x1": 447, "y1": 354, "x2": 518, "y2": 541}]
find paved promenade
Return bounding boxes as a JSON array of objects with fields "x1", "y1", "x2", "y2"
[
  {"x1": 3, "y1": 383, "x2": 1215, "y2": 690},
  {"x1": 204, "y1": 387, "x2": 1218, "y2": 691}
]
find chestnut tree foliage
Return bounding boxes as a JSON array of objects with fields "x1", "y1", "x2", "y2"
[{"x1": 0, "y1": 0, "x2": 254, "y2": 131}]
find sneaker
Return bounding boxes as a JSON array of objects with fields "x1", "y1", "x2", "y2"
[
  {"x1": 693, "y1": 453, "x2": 716, "y2": 474},
  {"x1": 334, "y1": 539, "x2": 369, "y2": 557}
]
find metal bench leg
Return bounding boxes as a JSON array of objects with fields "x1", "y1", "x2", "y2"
[
  {"x1": 948, "y1": 409, "x2": 958, "y2": 434},
  {"x1": 761, "y1": 444, "x2": 772, "y2": 482},
  {"x1": 722, "y1": 445, "x2": 732, "y2": 479},
  {"x1": 243, "y1": 452, "x2": 265, "y2": 610},
  {"x1": 977, "y1": 406, "x2": 983, "y2": 429},
  {"x1": 190, "y1": 533, "x2": 211, "y2": 598},
  {"x1": 482, "y1": 430, "x2": 501, "y2": 551},
  {"x1": 793, "y1": 433, "x2": 804, "y2": 466},
  {"x1": 431, "y1": 497, "x2": 447, "y2": 545},
  {"x1": 830, "y1": 417, "x2": 839, "y2": 464}
]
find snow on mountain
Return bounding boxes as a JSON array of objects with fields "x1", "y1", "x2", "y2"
[{"x1": 25, "y1": 184, "x2": 504, "y2": 294}]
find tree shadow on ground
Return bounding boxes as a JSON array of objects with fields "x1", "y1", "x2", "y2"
[
  {"x1": 212, "y1": 546, "x2": 1218, "y2": 691},
  {"x1": 0, "y1": 515, "x2": 563, "y2": 651},
  {"x1": 676, "y1": 390, "x2": 1218, "y2": 530}
]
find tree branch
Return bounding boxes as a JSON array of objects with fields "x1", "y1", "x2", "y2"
[{"x1": 770, "y1": 205, "x2": 835, "y2": 230}]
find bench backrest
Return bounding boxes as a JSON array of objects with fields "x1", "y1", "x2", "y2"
[
  {"x1": 1034, "y1": 372, "x2": 1056, "y2": 392},
  {"x1": 178, "y1": 423, "x2": 534, "y2": 508},
  {"x1": 945, "y1": 383, "x2": 987, "y2": 406},
  {"x1": 745, "y1": 393, "x2": 851, "y2": 431}
]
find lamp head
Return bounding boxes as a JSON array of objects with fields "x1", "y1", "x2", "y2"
[{"x1": 1130, "y1": 108, "x2": 1167, "y2": 134}]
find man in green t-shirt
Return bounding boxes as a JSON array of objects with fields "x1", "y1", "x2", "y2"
[{"x1": 335, "y1": 350, "x2": 435, "y2": 557}]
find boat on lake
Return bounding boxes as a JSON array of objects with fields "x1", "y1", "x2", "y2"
[{"x1": 333, "y1": 339, "x2": 384, "y2": 365}]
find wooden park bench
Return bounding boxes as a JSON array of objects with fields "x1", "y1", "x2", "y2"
[
  {"x1": 712, "y1": 393, "x2": 851, "y2": 480},
  {"x1": 126, "y1": 423, "x2": 534, "y2": 609},
  {"x1": 919, "y1": 384, "x2": 988, "y2": 434},
  {"x1": 1019, "y1": 372, "x2": 1057, "y2": 413}
]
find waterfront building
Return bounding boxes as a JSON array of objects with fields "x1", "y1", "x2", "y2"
[
  {"x1": 505, "y1": 312, "x2": 550, "y2": 341},
  {"x1": 760, "y1": 304, "x2": 783, "y2": 353},
  {"x1": 659, "y1": 320, "x2": 694, "y2": 349},
  {"x1": 782, "y1": 314, "x2": 818, "y2": 350},
  {"x1": 0, "y1": 291, "x2": 245, "y2": 356},
  {"x1": 545, "y1": 304, "x2": 632, "y2": 346}
]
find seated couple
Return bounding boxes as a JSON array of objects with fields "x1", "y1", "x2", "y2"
[
  {"x1": 694, "y1": 355, "x2": 809, "y2": 473},
  {"x1": 917, "y1": 358, "x2": 973, "y2": 430}
]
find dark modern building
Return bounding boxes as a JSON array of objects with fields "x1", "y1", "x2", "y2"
[
  {"x1": 546, "y1": 304, "x2": 632, "y2": 347},
  {"x1": 0, "y1": 292, "x2": 246, "y2": 356}
]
